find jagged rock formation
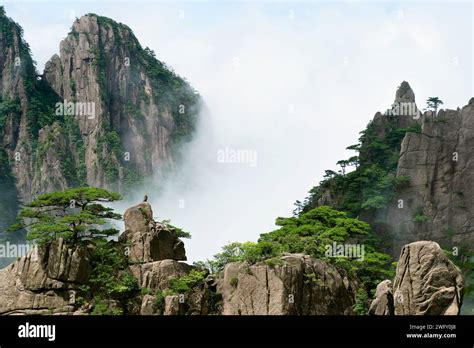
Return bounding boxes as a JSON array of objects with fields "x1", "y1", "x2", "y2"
[
  {"x1": 0, "y1": 201, "x2": 211, "y2": 315},
  {"x1": 370, "y1": 241, "x2": 464, "y2": 315},
  {"x1": 217, "y1": 253, "x2": 358, "y2": 315},
  {"x1": 0, "y1": 238, "x2": 91, "y2": 314},
  {"x1": 120, "y1": 202, "x2": 210, "y2": 315},
  {"x1": 118, "y1": 202, "x2": 186, "y2": 262},
  {"x1": 0, "y1": 9, "x2": 199, "y2": 254}
]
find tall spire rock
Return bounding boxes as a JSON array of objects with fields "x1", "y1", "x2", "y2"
[
  {"x1": 43, "y1": 14, "x2": 201, "y2": 192},
  {"x1": 394, "y1": 81, "x2": 415, "y2": 103}
]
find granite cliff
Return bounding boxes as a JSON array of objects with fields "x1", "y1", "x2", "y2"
[{"x1": 0, "y1": 9, "x2": 200, "y2": 260}]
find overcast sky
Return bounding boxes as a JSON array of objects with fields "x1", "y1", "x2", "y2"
[{"x1": 3, "y1": 0, "x2": 473, "y2": 262}]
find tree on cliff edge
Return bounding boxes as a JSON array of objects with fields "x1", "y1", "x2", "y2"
[
  {"x1": 9, "y1": 187, "x2": 122, "y2": 245},
  {"x1": 426, "y1": 97, "x2": 444, "y2": 115}
]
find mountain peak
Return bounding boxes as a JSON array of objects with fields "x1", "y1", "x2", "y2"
[{"x1": 394, "y1": 81, "x2": 415, "y2": 103}]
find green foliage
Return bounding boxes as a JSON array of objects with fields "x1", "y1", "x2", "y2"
[
  {"x1": 140, "y1": 287, "x2": 152, "y2": 295},
  {"x1": 413, "y1": 214, "x2": 429, "y2": 222},
  {"x1": 60, "y1": 116, "x2": 87, "y2": 186},
  {"x1": 426, "y1": 97, "x2": 444, "y2": 112},
  {"x1": 154, "y1": 289, "x2": 175, "y2": 310},
  {"x1": 1, "y1": 9, "x2": 60, "y2": 139},
  {"x1": 446, "y1": 244, "x2": 474, "y2": 299},
  {"x1": 70, "y1": 79, "x2": 76, "y2": 95},
  {"x1": 9, "y1": 187, "x2": 122, "y2": 245},
  {"x1": 353, "y1": 288, "x2": 369, "y2": 315},
  {"x1": 200, "y1": 206, "x2": 394, "y2": 293},
  {"x1": 136, "y1": 36, "x2": 200, "y2": 150},
  {"x1": 160, "y1": 219, "x2": 191, "y2": 239},
  {"x1": 200, "y1": 241, "x2": 279, "y2": 273},
  {"x1": 152, "y1": 270, "x2": 207, "y2": 312},
  {"x1": 91, "y1": 299, "x2": 122, "y2": 315},
  {"x1": 301, "y1": 113, "x2": 418, "y2": 217},
  {"x1": 88, "y1": 239, "x2": 139, "y2": 314},
  {"x1": 168, "y1": 270, "x2": 207, "y2": 294},
  {"x1": 97, "y1": 129, "x2": 122, "y2": 182},
  {"x1": 0, "y1": 97, "x2": 21, "y2": 133},
  {"x1": 412, "y1": 206, "x2": 429, "y2": 222}
]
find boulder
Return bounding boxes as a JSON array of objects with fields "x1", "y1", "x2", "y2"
[
  {"x1": 129, "y1": 259, "x2": 193, "y2": 291},
  {"x1": 140, "y1": 294, "x2": 157, "y2": 315},
  {"x1": 164, "y1": 295, "x2": 182, "y2": 315},
  {"x1": 393, "y1": 241, "x2": 464, "y2": 315},
  {"x1": 370, "y1": 241, "x2": 464, "y2": 315},
  {"x1": 120, "y1": 202, "x2": 186, "y2": 262}
]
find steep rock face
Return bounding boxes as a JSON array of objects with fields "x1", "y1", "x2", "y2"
[
  {"x1": 0, "y1": 10, "x2": 72, "y2": 248},
  {"x1": 377, "y1": 99, "x2": 474, "y2": 254},
  {"x1": 0, "y1": 10, "x2": 83, "y2": 206},
  {"x1": 43, "y1": 14, "x2": 200, "y2": 192},
  {"x1": 216, "y1": 253, "x2": 358, "y2": 315},
  {"x1": 0, "y1": 238, "x2": 91, "y2": 315},
  {"x1": 370, "y1": 241, "x2": 464, "y2": 315}
]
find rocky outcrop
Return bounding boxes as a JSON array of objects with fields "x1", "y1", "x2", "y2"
[
  {"x1": 119, "y1": 202, "x2": 186, "y2": 262},
  {"x1": 119, "y1": 201, "x2": 211, "y2": 315},
  {"x1": 217, "y1": 253, "x2": 358, "y2": 315},
  {"x1": 0, "y1": 238, "x2": 92, "y2": 315},
  {"x1": 370, "y1": 241, "x2": 464, "y2": 315},
  {"x1": 0, "y1": 200, "x2": 197, "y2": 315}
]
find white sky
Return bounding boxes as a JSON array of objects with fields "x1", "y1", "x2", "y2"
[{"x1": 3, "y1": 0, "x2": 473, "y2": 262}]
